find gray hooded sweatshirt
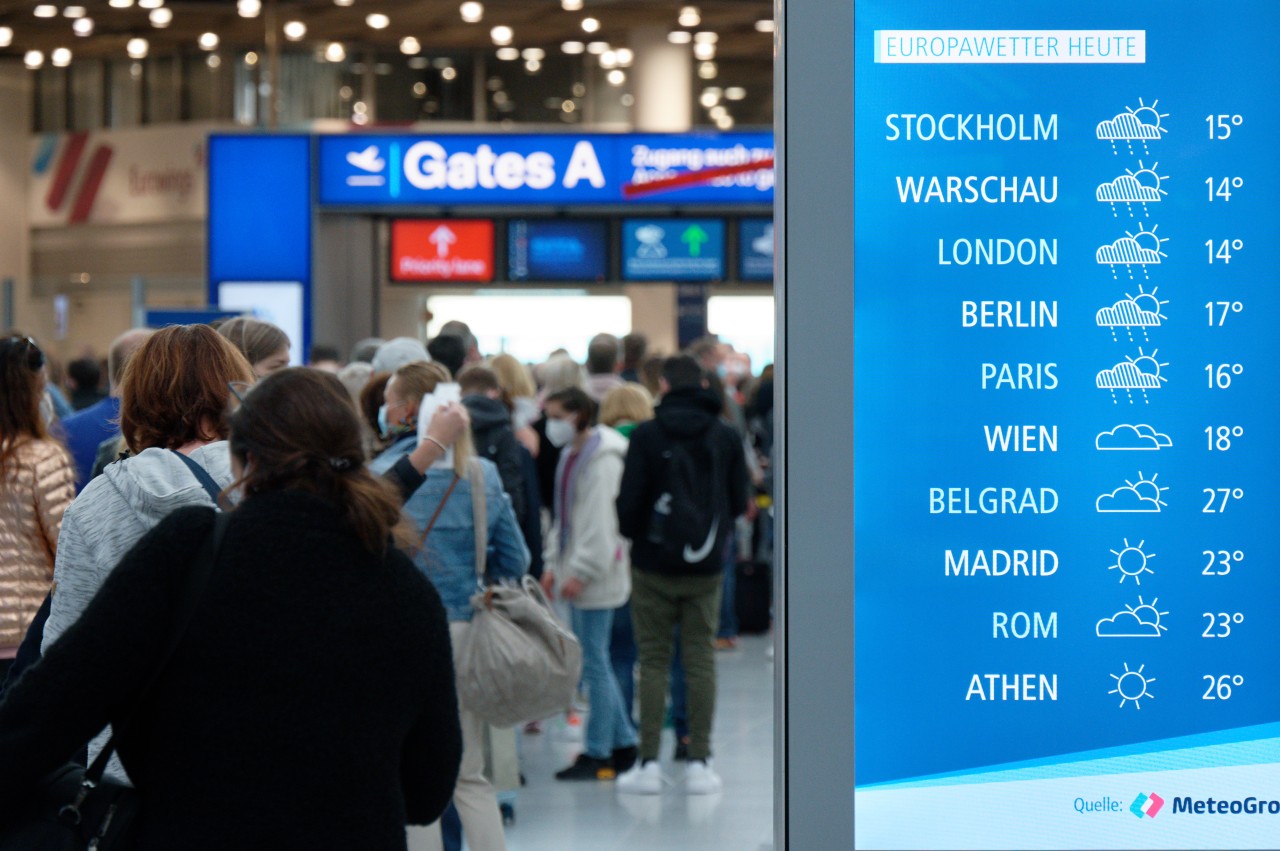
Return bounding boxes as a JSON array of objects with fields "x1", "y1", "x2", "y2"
[{"x1": 44, "y1": 442, "x2": 233, "y2": 781}]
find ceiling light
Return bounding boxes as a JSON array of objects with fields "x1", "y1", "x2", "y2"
[
  {"x1": 678, "y1": 6, "x2": 700, "y2": 27},
  {"x1": 34, "y1": 5, "x2": 58, "y2": 18},
  {"x1": 581, "y1": 17, "x2": 600, "y2": 33},
  {"x1": 0, "y1": 27, "x2": 12, "y2": 47},
  {"x1": 561, "y1": 41, "x2": 584, "y2": 55},
  {"x1": 334, "y1": 0, "x2": 354, "y2": 6},
  {"x1": 489, "y1": 25, "x2": 512, "y2": 45},
  {"x1": 51, "y1": 47, "x2": 72, "y2": 67},
  {"x1": 24, "y1": 50, "x2": 44, "y2": 69},
  {"x1": 614, "y1": 47, "x2": 633, "y2": 67},
  {"x1": 599, "y1": 50, "x2": 617, "y2": 69},
  {"x1": 521, "y1": 47, "x2": 544, "y2": 61},
  {"x1": 668, "y1": 31, "x2": 691, "y2": 44},
  {"x1": 198, "y1": 32, "x2": 219, "y2": 50},
  {"x1": 709, "y1": 105, "x2": 727, "y2": 120},
  {"x1": 561, "y1": 0, "x2": 583, "y2": 9},
  {"x1": 724, "y1": 86, "x2": 746, "y2": 101},
  {"x1": 207, "y1": 54, "x2": 221, "y2": 68},
  {"x1": 694, "y1": 41, "x2": 715, "y2": 60},
  {"x1": 755, "y1": 19, "x2": 776, "y2": 34},
  {"x1": 108, "y1": 0, "x2": 134, "y2": 7},
  {"x1": 72, "y1": 16, "x2": 93, "y2": 35},
  {"x1": 283, "y1": 20, "x2": 306, "y2": 41},
  {"x1": 460, "y1": 2, "x2": 483, "y2": 23},
  {"x1": 407, "y1": 56, "x2": 428, "y2": 69},
  {"x1": 245, "y1": 51, "x2": 259, "y2": 65},
  {"x1": 698, "y1": 60, "x2": 717, "y2": 79},
  {"x1": 716, "y1": 114, "x2": 734, "y2": 130},
  {"x1": 138, "y1": 0, "x2": 163, "y2": 8},
  {"x1": 237, "y1": 0, "x2": 261, "y2": 17},
  {"x1": 441, "y1": 66, "x2": 457, "y2": 80},
  {"x1": 400, "y1": 36, "x2": 421, "y2": 54},
  {"x1": 700, "y1": 90, "x2": 719, "y2": 108},
  {"x1": 606, "y1": 69, "x2": 625, "y2": 87},
  {"x1": 366, "y1": 13, "x2": 390, "y2": 29},
  {"x1": 694, "y1": 31, "x2": 718, "y2": 44},
  {"x1": 586, "y1": 40, "x2": 609, "y2": 54},
  {"x1": 433, "y1": 57, "x2": 453, "y2": 69},
  {"x1": 413, "y1": 82, "x2": 427, "y2": 96},
  {"x1": 126, "y1": 37, "x2": 148, "y2": 58},
  {"x1": 524, "y1": 59, "x2": 541, "y2": 73},
  {"x1": 149, "y1": 7, "x2": 173, "y2": 27},
  {"x1": 323, "y1": 42, "x2": 345, "y2": 62},
  {"x1": 63, "y1": 5, "x2": 85, "y2": 16},
  {"x1": 496, "y1": 47, "x2": 518, "y2": 60}
]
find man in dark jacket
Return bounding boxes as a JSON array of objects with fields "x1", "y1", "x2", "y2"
[
  {"x1": 458, "y1": 367, "x2": 534, "y2": 559},
  {"x1": 614, "y1": 354, "x2": 749, "y2": 796}
]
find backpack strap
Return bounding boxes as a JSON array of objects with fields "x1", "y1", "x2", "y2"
[
  {"x1": 171, "y1": 450, "x2": 223, "y2": 504},
  {"x1": 468, "y1": 458, "x2": 487, "y2": 583},
  {"x1": 416, "y1": 474, "x2": 461, "y2": 553}
]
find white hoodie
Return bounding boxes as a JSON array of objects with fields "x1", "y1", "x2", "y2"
[{"x1": 43, "y1": 442, "x2": 233, "y2": 781}]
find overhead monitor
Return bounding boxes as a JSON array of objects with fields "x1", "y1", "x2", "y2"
[
  {"x1": 390, "y1": 219, "x2": 495, "y2": 283},
  {"x1": 508, "y1": 219, "x2": 609, "y2": 282},
  {"x1": 739, "y1": 218, "x2": 775, "y2": 281},
  {"x1": 621, "y1": 218, "x2": 726, "y2": 282}
]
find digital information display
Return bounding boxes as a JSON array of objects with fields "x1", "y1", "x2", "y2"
[
  {"x1": 622, "y1": 218, "x2": 725, "y2": 282},
  {"x1": 390, "y1": 219, "x2": 494, "y2": 283},
  {"x1": 852, "y1": 2, "x2": 1280, "y2": 848},
  {"x1": 508, "y1": 219, "x2": 608, "y2": 282},
  {"x1": 739, "y1": 218, "x2": 775, "y2": 281}
]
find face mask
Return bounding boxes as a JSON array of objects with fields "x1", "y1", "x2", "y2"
[
  {"x1": 377, "y1": 404, "x2": 391, "y2": 438},
  {"x1": 546, "y1": 417, "x2": 577, "y2": 448}
]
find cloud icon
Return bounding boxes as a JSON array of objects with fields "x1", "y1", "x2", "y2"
[
  {"x1": 1096, "y1": 611, "x2": 1162, "y2": 637},
  {"x1": 1097, "y1": 237, "x2": 1163, "y2": 265},
  {"x1": 1096, "y1": 424, "x2": 1172, "y2": 451},
  {"x1": 1097, "y1": 175, "x2": 1163, "y2": 203},
  {"x1": 1096, "y1": 486, "x2": 1162, "y2": 513},
  {"x1": 1097, "y1": 112, "x2": 1163, "y2": 141},
  {"x1": 1096, "y1": 299, "x2": 1162, "y2": 328}
]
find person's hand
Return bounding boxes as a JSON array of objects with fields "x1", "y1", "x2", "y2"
[
  {"x1": 426, "y1": 401, "x2": 469, "y2": 447},
  {"x1": 560, "y1": 577, "x2": 586, "y2": 601},
  {"x1": 540, "y1": 570, "x2": 556, "y2": 598}
]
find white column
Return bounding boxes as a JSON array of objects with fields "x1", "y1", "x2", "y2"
[
  {"x1": 0, "y1": 62, "x2": 32, "y2": 333},
  {"x1": 629, "y1": 25, "x2": 692, "y2": 132}
]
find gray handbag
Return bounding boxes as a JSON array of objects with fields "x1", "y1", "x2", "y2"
[{"x1": 455, "y1": 459, "x2": 583, "y2": 728}]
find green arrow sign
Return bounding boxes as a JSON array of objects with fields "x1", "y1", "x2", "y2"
[{"x1": 681, "y1": 224, "x2": 710, "y2": 257}]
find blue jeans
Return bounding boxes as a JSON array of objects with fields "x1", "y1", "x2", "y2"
[
  {"x1": 717, "y1": 538, "x2": 738, "y2": 639},
  {"x1": 610, "y1": 601, "x2": 637, "y2": 718},
  {"x1": 571, "y1": 606, "x2": 637, "y2": 759}
]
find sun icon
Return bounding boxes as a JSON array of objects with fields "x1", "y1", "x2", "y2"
[
  {"x1": 1126, "y1": 597, "x2": 1169, "y2": 633},
  {"x1": 1110, "y1": 663, "x2": 1156, "y2": 709},
  {"x1": 1130, "y1": 348, "x2": 1168, "y2": 381},
  {"x1": 1129, "y1": 99, "x2": 1169, "y2": 134},
  {"x1": 1128, "y1": 161, "x2": 1168, "y2": 218},
  {"x1": 1131, "y1": 223, "x2": 1169, "y2": 257},
  {"x1": 1129, "y1": 285, "x2": 1168, "y2": 320},
  {"x1": 1127, "y1": 471, "x2": 1169, "y2": 509},
  {"x1": 1110, "y1": 539, "x2": 1155, "y2": 584}
]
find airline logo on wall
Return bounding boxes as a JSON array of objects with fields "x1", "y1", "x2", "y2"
[
  {"x1": 317, "y1": 132, "x2": 775, "y2": 206},
  {"x1": 30, "y1": 124, "x2": 215, "y2": 227}
]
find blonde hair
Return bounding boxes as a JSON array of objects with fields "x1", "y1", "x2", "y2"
[
  {"x1": 391, "y1": 360, "x2": 473, "y2": 477},
  {"x1": 540, "y1": 354, "x2": 585, "y2": 395},
  {"x1": 599, "y1": 382, "x2": 654, "y2": 428},
  {"x1": 489, "y1": 353, "x2": 535, "y2": 399}
]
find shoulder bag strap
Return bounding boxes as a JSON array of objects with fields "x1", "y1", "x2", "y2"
[
  {"x1": 171, "y1": 450, "x2": 223, "y2": 504},
  {"x1": 468, "y1": 459, "x2": 487, "y2": 583},
  {"x1": 416, "y1": 474, "x2": 461, "y2": 553},
  {"x1": 83, "y1": 510, "x2": 231, "y2": 785}
]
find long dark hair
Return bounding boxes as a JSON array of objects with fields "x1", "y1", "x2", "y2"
[
  {"x1": 0, "y1": 333, "x2": 50, "y2": 478},
  {"x1": 228, "y1": 368, "x2": 406, "y2": 554}
]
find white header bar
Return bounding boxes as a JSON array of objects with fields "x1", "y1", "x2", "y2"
[{"x1": 875, "y1": 30, "x2": 1146, "y2": 64}]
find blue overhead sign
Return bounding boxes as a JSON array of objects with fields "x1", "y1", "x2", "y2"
[
  {"x1": 622, "y1": 218, "x2": 726, "y2": 282},
  {"x1": 740, "y1": 218, "x2": 775, "y2": 281},
  {"x1": 317, "y1": 133, "x2": 774, "y2": 206}
]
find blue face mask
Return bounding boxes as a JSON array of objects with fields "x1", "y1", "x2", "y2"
[{"x1": 377, "y1": 404, "x2": 391, "y2": 439}]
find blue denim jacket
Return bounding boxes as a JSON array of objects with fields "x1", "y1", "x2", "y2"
[{"x1": 372, "y1": 437, "x2": 530, "y2": 621}]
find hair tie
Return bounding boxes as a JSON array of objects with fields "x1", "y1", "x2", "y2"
[{"x1": 329, "y1": 457, "x2": 353, "y2": 471}]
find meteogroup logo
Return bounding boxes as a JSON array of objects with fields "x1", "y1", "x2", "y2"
[{"x1": 1130, "y1": 792, "x2": 1165, "y2": 819}]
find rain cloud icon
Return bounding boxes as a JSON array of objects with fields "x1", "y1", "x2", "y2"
[
  {"x1": 1097, "y1": 224, "x2": 1168, "y2": 280},
  {"x1": 1097, "y1": 98, "x2": 1168, "y2": 154}
]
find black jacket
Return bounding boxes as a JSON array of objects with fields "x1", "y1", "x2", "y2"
[
  {"x1": 616, "y1": 387, "x2": 750, "y2": 576},
  {"x1": 463, "y1": 394, "x2": 527, "y2": 521},
  {"x1": 0, "y1": 491, "x2": 461, "y2": 851}
]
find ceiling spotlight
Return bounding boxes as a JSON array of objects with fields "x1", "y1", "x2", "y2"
[
  {"x1": 614, "y1": 47, "x2": 633, "y2": 66},
  {"x1": 709, "y1": 105, "x2": 727, "y2": 120},
  {"x1": 495, "y1": 46, "x2": 518, "y2": 60},
  {"x1": 694, "y1": 41, "x2": 715, "y2": 60},
  {"x1": 606, "y1": 69, "x2": 625, "y2": 87},
  {"x1": 724, "y1": 86, "x2": 746, "y2": 101},
  {"x1": 207, "y1": 54, "x2": 221, "y2": 69},
  {"x1": 245, "y1": 51, "x2": 259, "y2": 65},
  {"x1": 24, "y1": 50, "x2": 44, "y2": 69},
  {"x1": 407, "y1": 56, "x2": 429, "y2": 69},
  {"x1": 126, "y1": 37, "x2": 148, "y2": 58},
  {"x1": 755, "y1": 19, "x2": 776, "y2": 34},
  {"x1": 699, "y1": 89, "x2": 719, "y2": 108},
  {"x1": 524, "y1": 59, "x2": 541, "y2": 73},
  {"x1": 586, "y1": 40, "x2": 609, "y2": 55},
  {"x1": 138, "y1": 0, "x2": 163, "y2": 8},
  {"x1": 581, "y1": 17, "x2": 600, "y2": 33},
  {"x1": 400, "y1": 36, "x2": 421, "y2": 54},
  {"x1": 51, "y1": 47, "x2": 72, "y2": 67},
  {"x1": 63, "y1": 5, "x2": 86, "y2": 16},
  {"x1": 521, "y1": 47, "x2": 544, "y2": 61},
  {"x1": 489, "y1": 25, "x2": 512, "y2": 45},
  {"x1": 694, "y1": 31, "x2": 718, "y2": 44},
  {"x1": 72, "y1": 16, "x2": 93, "y2": 35},
  {"x1": 366, "y1": 13, "x2": 389, "y2": 29},
  {"x1": 283, "y1": 20, "x2": 306, "y2": 41},
  {"x1": 599, "y1": 50, "x2": 617, "y2": 69},
  {"x1": 698, "y1": 60, "x2": 717, "y2": 79},
  {"x1": 334, "y1": 0, "x2": 354, "y2": 6},
  {"x1": 0, "y1": 27, "x2": 12, "y2": 47},
  {"x1": 668, "y1": 31, "x2": 691, "y2": 44},
  {"x1": 413, "y1": 81, "x2": 427, "y2": 96},
  {"x1": 324, "y1": 42, "x2": 345, "y2": 62},
  {"x1": 441, "y1": 66, "x2": 458, "y2": 81},
  {"x1": 237, "y1": 0, "x2": 261, "y2": 17},
  {"x1": 460, "y1": 2, "x2": 483, "y2": 23},
  {"x1": 716, "y1": 114, "x2": 734, "y2": 130},
  {"x1": 198, "y1": 32, "x2": 219, "y2": 50},
  {"x1": 561, "y1": 41, "x2": 584, "y2": 55},
  {"x1": 678, "y1": 6, "x2": 700, "y2": 27},
  {"x1": 108, "y1": 0, "x2": 134, "y2": 7},
  {"x1": 561, "y1": 0, "x2": 583, "y2": 9},
  {"x1": 34, "y1": 5, "x2": 58, "y2": 18},
  {"x1": 149, "y1": 7, "x2": 173, "y2": 27}
]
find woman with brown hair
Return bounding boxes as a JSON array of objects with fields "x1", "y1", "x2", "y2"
[
  {"x1": 0, "y1": 335, "x2": 75, "y2": 681},
  {"x1": 0, "y1": 368, "x2": 462, "y2": 849},
  {"x1": 216, "y1": 316, "x2": 291, "y2": 378}
]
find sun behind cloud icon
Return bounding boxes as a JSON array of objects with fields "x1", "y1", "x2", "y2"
[
  {"x1": 1097, "y1": 224, "x2": 1168, "y2": 280},
  {"x1": 1097, "y1": 99, "x2": 1169, "y2": 154},
  {"x1": 1097, "y1": 471, "x2": 1168, "y2": 513},
  {"x1": 1097, "y1": 597, "x2": 1168, "y2": 637}
]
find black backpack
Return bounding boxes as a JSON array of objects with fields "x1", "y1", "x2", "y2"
[{"x1": 647, "y1": 435, "x2": 726, "y2": 571}]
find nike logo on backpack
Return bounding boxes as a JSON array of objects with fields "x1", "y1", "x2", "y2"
[{"x1": 683, "y1": 517, "x2": 719, "y2": 563}]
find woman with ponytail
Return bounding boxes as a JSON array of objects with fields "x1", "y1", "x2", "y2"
[{"x1": 0, "y1": 368, "x2": 462, "y2": 850}]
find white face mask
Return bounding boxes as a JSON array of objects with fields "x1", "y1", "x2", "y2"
[{"x1": 545, "y1": 416, "x2": 577, "y2": 448}]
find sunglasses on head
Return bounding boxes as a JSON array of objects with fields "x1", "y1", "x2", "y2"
[{"x1": 1, "y1": 336, "x2": 45, "y2": 372}]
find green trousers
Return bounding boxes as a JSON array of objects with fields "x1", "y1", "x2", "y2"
[{"x1": 630, "y1": 568, "x2": 722, "y2": 762}]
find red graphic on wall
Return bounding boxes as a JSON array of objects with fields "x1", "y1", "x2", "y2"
[
  {"x1": 391, "y1": 219, "x2": 494, "y2": 282},
  {"x1": 45, "y1": 133, "x2": 115, "y2": 224}
]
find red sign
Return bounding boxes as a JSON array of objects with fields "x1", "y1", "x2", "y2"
[{"x1": 391, "y1": 219, "x2": 494, "y2": 282}]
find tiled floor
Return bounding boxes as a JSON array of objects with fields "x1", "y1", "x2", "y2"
[{"x1": 449, "y1": 634, "x2": 775, "y2": 851}]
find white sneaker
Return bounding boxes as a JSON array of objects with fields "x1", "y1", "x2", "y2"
[
  {"x1": 684, "y1": 760, "x2": 723, "y2": 795},
  {"x1": 617, "y1": 760, "x2": 664, "y2": 795}
]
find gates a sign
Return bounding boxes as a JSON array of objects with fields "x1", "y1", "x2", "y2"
[{"x1": 390, "y1": 219, "x2": 494, "y2": 283}]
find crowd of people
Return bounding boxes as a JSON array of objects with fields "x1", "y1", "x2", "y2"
[{"x1": 0, "y1": 318, "x2": 774, "y2": 850}]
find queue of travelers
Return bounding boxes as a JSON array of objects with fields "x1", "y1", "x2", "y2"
[{"x1": 0, "y1": 319, "x2": 773, "y2": 849}]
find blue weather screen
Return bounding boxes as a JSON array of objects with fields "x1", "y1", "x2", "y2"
[
  {"x1": 508, "y1": 219, "x2": 608, "y2": 282},
  {"x1": 853, "y1": 2, "x2": 1280, "y2": 847}
]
